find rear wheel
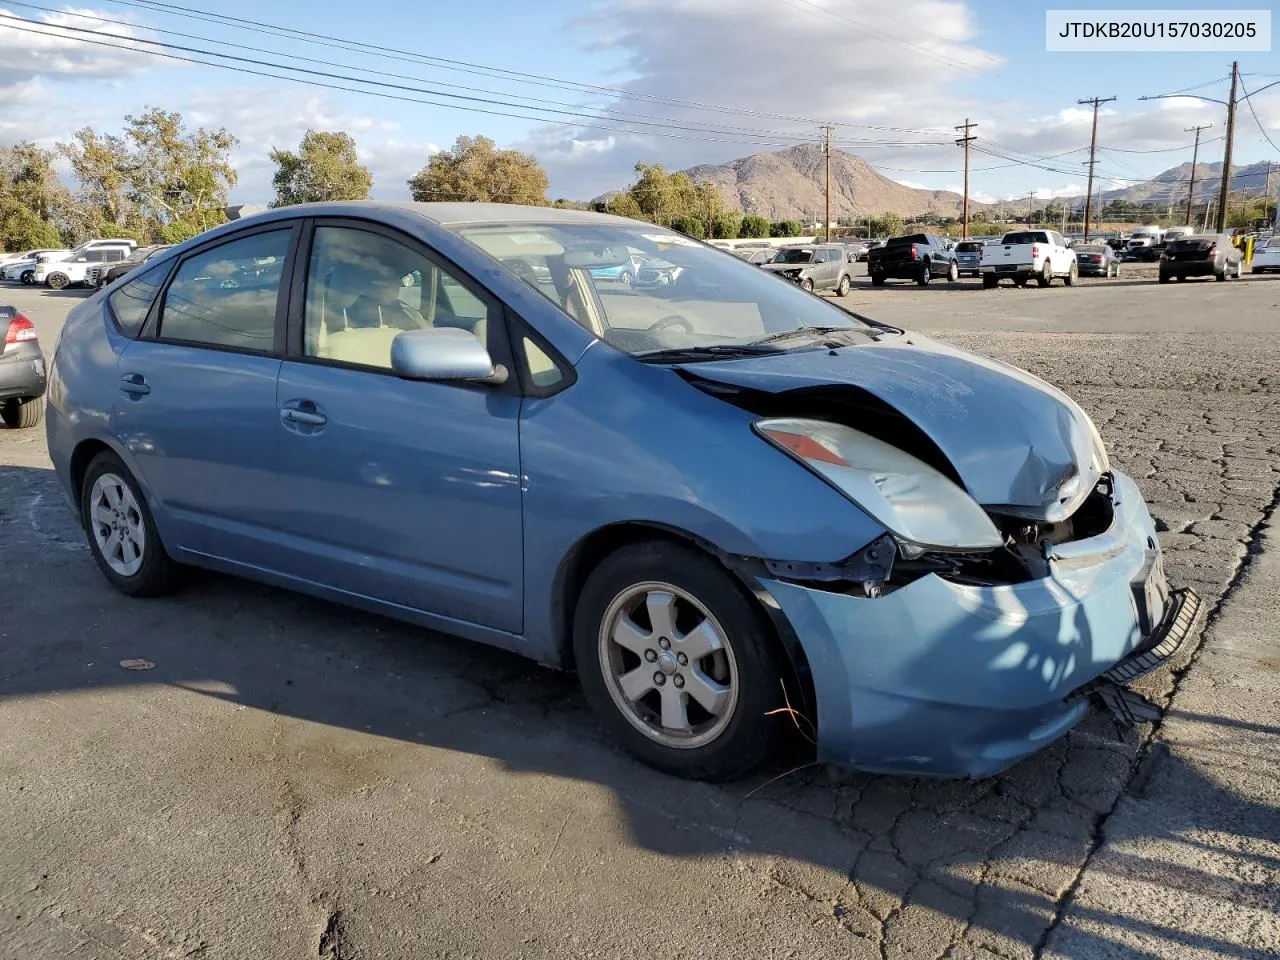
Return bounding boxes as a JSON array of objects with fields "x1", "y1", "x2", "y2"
[
  {"x1": 870, "y1": 273, "x2": 886, "y2": 287},
  {"x1": 1158, "y1": 272, "x2": 1171, "y2": 284},
  {"x1": 982, "y1": 274, "x2": 998, "y2": 289},
  {"x1": 1215, "y1": 262, "x2": 1227, "y2": 282},
  {"x1": 1036, "y1": 262, "x2": 1053, "y2": 287},
  {"x1": 573, "y1": 541, "x2": 784, "y2": 780},
  {"x1": 1, "y1": 398, "x2": 42, "y2": 429},
  {"x1": 80, "y1": 452, "x2": 179, "y2": 597},
  {"x1": 835, "y1": 274, "x2": 851, "y2": 297},
  {"x1": 46, "y1": 272, "x2": 69, "y2": 290},
  {"x1": 917, "y1": 265, "x2": 931, "y2": 286}
]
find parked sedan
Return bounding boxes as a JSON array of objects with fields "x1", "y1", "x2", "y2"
[
  {"x1": 1073, "y1": 244, "x2": 1121, "y2": 278},
  {"x1": 1, "y1": 306, "x2": 45, "y2": 428},
  {"x1": 1158, "y1": 234, "x2": 1244, "y2": 282},
  {"x1": 2, "y1": 249, "x2": 69, "y2": 285},
  {"x1": 1250, "y1": 235, "x2": 1280, "y2": 273},
  {"x1": 47, "y1": 201, "x2": 1199, "y2": 781}
]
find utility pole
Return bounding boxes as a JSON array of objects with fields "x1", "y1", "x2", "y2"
[
  {"x1": 1216, "y1": 61, "x2": 1240, "y2": 233},
  {"x1": 955, "y1": 118, "x2": 977, "y2": 239},
  {"x1": 822, "y1": 124, "x2": 835, "y2": 242},
  {"x1": 1183, "y1": 123, "x2": 1212, "y2": 226},
  {"x1": 1078, "y1": 96, "x2": 1116, "y2": 241},
  {"x1": 1027, "y1": 192, "x2": 1036, "y2": 225},
  {"x1": 1264, "y1": 160, "x2": 1274, "y2": 228}
]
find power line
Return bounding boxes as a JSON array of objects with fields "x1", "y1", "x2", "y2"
[
  {"x1": 1238, "y1": 77, "x2": 1280, "y2": 155},
  {"x1": 97, "y1": 0, "x2": 944, "y2": 136}
]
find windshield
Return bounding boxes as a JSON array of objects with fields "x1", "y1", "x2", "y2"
[
  {"x1": 1001, "y1": 232, "x2": 1047, "y2": 245},
  {"x1": 1076, "y1": 245, "x2": 1105, "y2": 253},
  {"x1": 456, "y1": 221, "x2": 869, "y2": 356},
  {"x1": 956, "y1": 241, "x2": 984, "y2": 252},
  {"x1": 771, "y1": 248, "x2": 814, "y2": 263}
]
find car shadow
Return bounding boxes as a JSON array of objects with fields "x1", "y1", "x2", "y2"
[{"x1": 1, "y1": 461, "x2": 1273, "y2": 957}]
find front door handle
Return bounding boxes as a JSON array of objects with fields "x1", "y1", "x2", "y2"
[
  {"x1": 120, "y1": 373, "x2": 150, "y2": 396},
  {"x1": 281, "y1": 408, "x2": 327, "y2": 426}
]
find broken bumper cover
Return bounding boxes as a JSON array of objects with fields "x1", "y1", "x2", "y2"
[{"x1": 759, "y1": 470, "x2": 1196, "y2": 778}]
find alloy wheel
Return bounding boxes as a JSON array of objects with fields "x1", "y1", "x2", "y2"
[
  {"x1": 88, "y1": 473, "x2": 147, "y2": 577},
  {"x1": 598, "y1": 582, "x2": 739, "y2": 750}
]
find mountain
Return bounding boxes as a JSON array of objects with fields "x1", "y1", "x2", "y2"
[
  {"x1": 598, "y1": 144, "x2": 973, "y2": 221},
  {"x1": 1100, "y1": 160, "x2": 1274, "y2": 207}
]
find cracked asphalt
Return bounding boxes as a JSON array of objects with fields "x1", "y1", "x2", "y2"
[{"x1": 2, "y1": 269, "x2": 1278, "y2": 959}]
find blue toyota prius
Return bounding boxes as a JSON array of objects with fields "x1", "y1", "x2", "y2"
[{"x1": 45, "y1": 202, "x2": 1200, "y2": 780}]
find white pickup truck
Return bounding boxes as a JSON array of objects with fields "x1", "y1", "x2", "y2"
[{"x1": 980, "y1": 229, "x2": 1077, "y2": 288}]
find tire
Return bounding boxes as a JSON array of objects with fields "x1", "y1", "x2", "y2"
[
  {"x1": 1, "y1": 397, "x2": 42, "y2": 429},
  {"x1": 1253, "y1": 267, "x2": 1263, "y2": 274},
  {"x1": 46, "y1": 272, "x2": 69, "y2": 290},
  {"x1": 982, "y1": 274, "x2": 998, "y2": 289},
  {"x1": 835, "y1": 274, "x2": 851, "y2": 297},
  {"x1": 1235, "y1": 260, "x2": 1243, "y2": 279},
  {"x1": 20, "y1": 270, "x2": 34, "y2": 285},
  {"x1": 1158, "y1": 273, "x2": 1171, "y2": 284},
  {"x1": 619, "y1": 270, "x2": 633, "y2": 286},
  {"x1": 79, "y1": 452, "x2": 179, "y2": 598},
  {"x1": 1063, "y1": 262, "x2": 1077, "y2": 287},
  {"x1": 800, "y1": 277, "x2": 814, "y2": 293},
  {"x1": 1215, "y1": 263, "x2": 1227, "y2": 282},
  {"x1": 1013, "y1": 276, "x2": 1029, "y2": 288},
  {"x1": 946, "y1": 261, "x2": 958, "y2": 282},
  {"x1": 1036, "y1": 262, "x2": 1052, "y2": 288},
  {"x1": 870, "y1": 273, "x2": 885, "y2": 287},
  {"x1": 917, "y1": 265, "x2": 931, "y2": 287},
  {"x1": 573, "y1": 540, "x2": 784, "y2": 781}
]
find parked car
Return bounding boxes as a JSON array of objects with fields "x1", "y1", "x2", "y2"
[
  {"x1": 0, "y1": 305, "x2": 45, "y2": 428},
  {"x1": 733, "y1": 248, "x2": 776, "y2": 265},
  {"x1": 1158, "y1": 234, "x2": 1244, "y2": 283},
  {"x1": 980, "y1": 230, "x2": 1077, "y2": 288},
  {"x1": 1249, "y1": 235, "x2": 1280, "y2": 273},
  {"x1": 1073, "y1": 244, "x2": 1122, "y2": 278},
  {"x1": 632, "y1": 258, "x2": 685, "y2": 292},
  {"x1": 87, "y1": 245, "x2": 174, "y2": 289},
  {"x1": 2, "y1": 249, "x2": 70, "y2": 285},
  {"x1": 46, "y1": 201, "x2": 1199, "y2": 781},
  {"x1": 867, "y1": 234, "x2": 958, "y2": 286},
  {"x1": 0, "y1": 248, "x2": 64, "y2": 274},
  {"x1": 1125, "y1": 225, "x2": 1164, "y2": 253},
  {"x1": 953, "y1": 239, "x2": 998, "y2": 278},
  {"x1": 34, "y1": 240, "x2": 137, "y2": 289},
  {"x1": 760, "y1": 244, "x2": 853, "y2": 295}
]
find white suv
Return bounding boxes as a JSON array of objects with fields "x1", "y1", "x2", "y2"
[{"x1": 34, "y1": 240, "x2": 137, "y2": 289}]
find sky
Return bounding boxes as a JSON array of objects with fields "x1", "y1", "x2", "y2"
[{"x1": 0, "y1": 0, "x2": 1277, "y2": 207}]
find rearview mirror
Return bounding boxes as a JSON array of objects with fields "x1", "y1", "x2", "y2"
[
  {"x1": 563, "y1": 245, "x2": 632, "y2": 269},
  {"x1": 391, "y1": 328, "x2": 507, "y2": 384}
]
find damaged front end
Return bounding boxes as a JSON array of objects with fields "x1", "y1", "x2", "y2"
[{"x1": 681, "y1": 357, "x2": 1200, "y2": 777}]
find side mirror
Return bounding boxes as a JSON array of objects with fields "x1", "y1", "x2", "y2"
[{"x1": 390, "y1": 328, "x2": 507, "y2": 384}]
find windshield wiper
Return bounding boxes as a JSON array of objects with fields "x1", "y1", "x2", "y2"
[
  {"x1": 749, "y1": 324, "x2": 873, "y2": 346},
  {"x1": 635, "y1": 343, "x2": 788, "y2": 363}
]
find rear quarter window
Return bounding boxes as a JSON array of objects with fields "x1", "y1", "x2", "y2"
[{"x1": 107, "y1": 261, "x2": 171, "y2": 338}]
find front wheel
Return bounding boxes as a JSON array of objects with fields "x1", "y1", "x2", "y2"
[
  {"x1": 1036, "y1": 262, "x2": 1052, "y2": 288},
  {"x1": 20, "y1": 270, "x2": 34, "y2": 285},
  {"x1": 1, "y1": 398, "x2": 42, "y2": 429},
  {"x1": 917, "y1": 265, "x2": 931, "y2": 286},
  {"x1": 80, "y1": 452, "x2": 179, "y2": 597},
  {"x1": 1235, "y1": 260, "x2": 1243, "y2": 279},
  {"x1": 574, "y1": 541, "x2": 784, "y2": 780},
  {"x1": 46, "y1": 272, "x2": 69, "y2": 290},
  {"x1": 835, "y1": 274, "x2": 851, "y2": 297},
  {"x1": 1063, "y1": 262, "x2": 1077, "y2": 287}
]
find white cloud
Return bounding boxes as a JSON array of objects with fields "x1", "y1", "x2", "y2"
[{"x1": 0, "y1": 6, "x2": 157, "y2": 88}]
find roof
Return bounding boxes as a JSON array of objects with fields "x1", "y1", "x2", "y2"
[{"x1": 259, "y1": 200, "x2": 643, "y2": 228}]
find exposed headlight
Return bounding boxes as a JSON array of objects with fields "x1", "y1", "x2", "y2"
[{"x1": 755, "y1": 417, "x2": 1003, "y2": 552}]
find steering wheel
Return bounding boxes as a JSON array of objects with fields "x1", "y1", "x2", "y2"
[{"x1": 647, "y1": 314, "x2": 693, "y2": 334}]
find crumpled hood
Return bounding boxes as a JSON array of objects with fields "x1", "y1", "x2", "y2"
[
  {"x1": 760, "y1": 262, "x2": 811, "y2": 273},
  {"x1": 679, "y1": 333, "x2": 1106, "y2": 520}
]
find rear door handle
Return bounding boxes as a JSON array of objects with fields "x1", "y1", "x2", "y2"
[
  {"x1": 120, "y1": 373, "x2": 150, "y2": 396},
  {"x1": 281, "y1": 408, "x2": 327, "y2": 426}
]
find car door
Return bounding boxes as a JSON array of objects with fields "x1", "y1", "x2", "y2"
[
  {"x1": 822, "y1": 247, "x2": 840, "y2": 288},
  {"x1": 271, "y1": 219, "x2": 524, "y2": 633},
  {"x1": 112, "y1": 222, "x2": 298, "y2": 563}
]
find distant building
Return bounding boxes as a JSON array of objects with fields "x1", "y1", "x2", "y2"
[{"x1": 224, "y1": 204, "x2": 266, "y2": 221}]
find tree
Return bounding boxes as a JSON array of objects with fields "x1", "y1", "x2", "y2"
[
  {"x1": 408, "y1": 135, "x2": 549, "y2": 204},
  {"x1": 0, "y1": 203, "x2": 63, "y2": 251},
  {"x1": 604, "y1": 192, "x2": 643, "y2": 220},
  {"x1": 740, "y1": 214, "x2": 770, "y2": 238},
  {"x1": 56, "y1": 128, "x2": 135, "y2": 238},
  {"x1": 0, "y1": 142, "x2": 70, "y2": 223},
  {"x1": 711, "y1": 212, "x2": 741, "y2": 239},
  {"x1": 270, "y1": 130, "x2": 372, "y2": 207},
  {"x1": 669, "y1": 215, "x2": 705, "y2": 239},
  {"x1": 769, "y1": 219, "x2": 803, "y2": 238},
  {"x1": 123, "y1": 108, "x2": 237, "y2": 235}
]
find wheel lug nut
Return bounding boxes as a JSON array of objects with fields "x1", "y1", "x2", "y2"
[
  {"x1": 658, "y1": 637, "x2": 670, "y2": 649},
  {"x1": 653, "y1": 672, "x2": 666, "y2": 686},
  {"x1": 676, "y1": 653, "x2": 688, "y2": 666},
  {"x1": 673, "y1": 674, "x2": 685, "y2": 688},
  {"x1": 644, "y1": 649, "x2": 657, "y2": 662}
]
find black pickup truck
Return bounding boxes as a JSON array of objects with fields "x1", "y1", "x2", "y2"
[{"x1": 867, "y1": 233, "x2": 958, "y2": 286}]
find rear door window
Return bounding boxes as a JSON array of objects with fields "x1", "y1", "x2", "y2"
[{"x1": 109, "y1": 261, "x2": 172, "y2": 337}]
